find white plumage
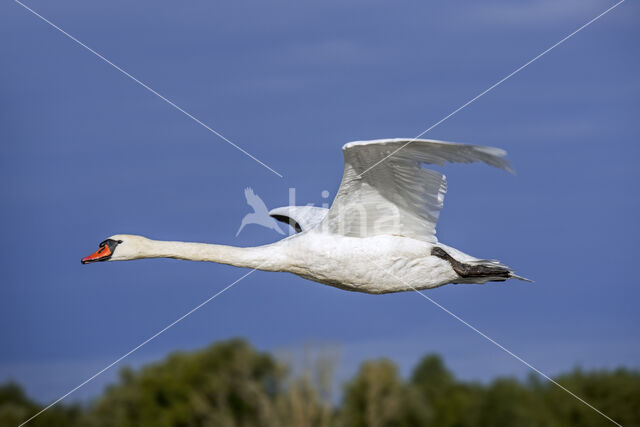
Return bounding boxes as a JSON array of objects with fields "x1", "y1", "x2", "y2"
[
  {"x1": 323, "y1": 138, "x2": 511, "y2": 242},
  {"x1": 82, "y1": 138, "x2": 529, "y2": 293}
]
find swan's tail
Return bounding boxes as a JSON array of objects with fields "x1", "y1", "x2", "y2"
[
  {"x1": 509, "y1": 272, "x2": 533, "y2": 282},
  {"x1": 463, "y1": 257, "x2": 533, "y2": 283},
  {"x1": 470, "y1": 259, "x2": 533, "y2": 283}
]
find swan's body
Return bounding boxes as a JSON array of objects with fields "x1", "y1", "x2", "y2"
[{"x1": 83, "y1": 138, "x2": 529, "y2": 293}]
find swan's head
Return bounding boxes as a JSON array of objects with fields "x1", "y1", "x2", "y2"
[{"x1": 81, "y1": 234, "x2": 150, "y2": 264}]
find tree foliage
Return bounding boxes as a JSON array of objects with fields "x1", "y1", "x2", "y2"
[{"x1": 2, "y1": 339, "x2": 639, "y2": 427}]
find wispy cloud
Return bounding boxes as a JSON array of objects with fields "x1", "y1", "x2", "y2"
[{"x1": 466, "y1": 0, "x2": 613, "y2": 27}]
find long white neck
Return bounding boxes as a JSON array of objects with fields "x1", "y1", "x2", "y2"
[{"x1": 119, "y1": 236, "x2": 287, "y2": 271}]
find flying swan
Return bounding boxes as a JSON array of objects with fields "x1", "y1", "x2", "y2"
[{"x1": 82, "y1": 139, "x2": 530, "y2": 293}]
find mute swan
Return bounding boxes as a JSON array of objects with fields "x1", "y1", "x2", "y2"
[{"x1": 82, "y1": 138, "x2": 529, "y2": 294}]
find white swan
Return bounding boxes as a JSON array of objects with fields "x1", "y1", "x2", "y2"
[{"x1": 82, "y1": 138, "x2": 530, "y2": 294}]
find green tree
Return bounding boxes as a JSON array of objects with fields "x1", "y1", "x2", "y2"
[
  {"x1": 339, "y1": 359, "x2": 416, "y2": 427},
  {"x1": 541, "y1": 368, "x2": 640, "y2": 427},
  {"x1": 409, "y1": 354, "x2": 483, "y2": 427},
  {"x1": 3, "y1": 340, "x2": 640, "y2": 427},
  {"x1": 477, "y1": 377, "x2": 553, "y2": 427},
  {"x1": 85, "y1": 339, "x2": 283, "y2": 427},
  {"x1": 0, "y1": 382, "x2": 82, "y2": 427}
]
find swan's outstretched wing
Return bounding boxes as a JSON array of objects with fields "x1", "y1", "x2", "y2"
[
  {"x1": 321, "y1": 138, "x2": 513, "y2": 242},
  {"x1": 244, "y1": 187, "x2": 269, "y2": 214},
  {"x1": 269, "y1": 206, "x2": 329, "y2": 233}
]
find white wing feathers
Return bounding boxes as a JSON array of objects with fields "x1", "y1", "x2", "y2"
[{"x1": 320, "y1": 138, "x2": 513, "y2": 242}]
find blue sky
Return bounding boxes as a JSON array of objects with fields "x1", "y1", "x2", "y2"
[{"x1": 1, "y1": 0, "x2": 638, "y2": 404}]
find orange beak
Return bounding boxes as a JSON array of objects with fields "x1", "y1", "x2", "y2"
[{"x1": 81, "y1": 244, "x2": 112, "y2": 264}]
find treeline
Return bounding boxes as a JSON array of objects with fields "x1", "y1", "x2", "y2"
[{"x1": 1, "y1": 339, "x2": 639, "y2": 426}]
